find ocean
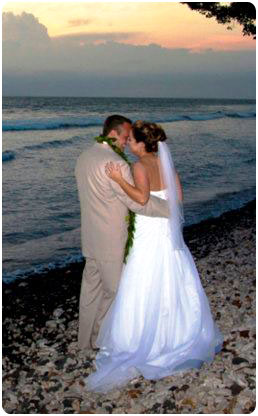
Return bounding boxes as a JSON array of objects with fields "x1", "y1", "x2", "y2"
[{"x1": 2, "y1": 97, "x2": 256, "y2": 283}]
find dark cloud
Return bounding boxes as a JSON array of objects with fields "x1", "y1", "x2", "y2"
[
  {"x1": 2, "y1": 11, "x2": 50, "y2": 43},
  {"x1": 3, "y1": 70, "x2": 255, "y2": 98}
]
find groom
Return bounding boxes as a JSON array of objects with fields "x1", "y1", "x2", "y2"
[{"x1": 75, "y1": 114, "x2": 169, "y2": 350}]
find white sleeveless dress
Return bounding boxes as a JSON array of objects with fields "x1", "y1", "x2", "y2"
[{"x1": 86, "y1": 190, "x2": 223, "y2": 393}]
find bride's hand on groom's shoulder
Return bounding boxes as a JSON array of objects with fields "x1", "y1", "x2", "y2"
[{"x1": 105, "y1": 162, "x2": 123, "y2": 183}]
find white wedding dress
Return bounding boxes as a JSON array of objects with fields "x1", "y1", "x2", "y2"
[{"x1": 86, "y1": 187, "x2": 223, "y2": 393}]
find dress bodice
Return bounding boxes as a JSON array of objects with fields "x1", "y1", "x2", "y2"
[
  {"x1": 150, "y1": 189, "x2": 167, "y2": 199},
  {"x1": 135, "y1": 189, "x2": 169, "y2": 238}
]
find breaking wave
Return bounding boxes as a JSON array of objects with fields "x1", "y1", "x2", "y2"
[{"x1": 3, "y1": 111, "x2": 256, "y2": 132}]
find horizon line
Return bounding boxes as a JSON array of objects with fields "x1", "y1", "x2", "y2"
[{"x1": 3, "y1": 95, "x2": 256, "y2": 101}]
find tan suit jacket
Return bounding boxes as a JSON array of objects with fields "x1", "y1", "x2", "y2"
[{"x1": 75, "y1": 142, "x2": 169, "y2": 261}]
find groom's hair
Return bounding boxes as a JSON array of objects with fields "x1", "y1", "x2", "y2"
[{"x1": 103, "y1": 115, "x2": 132, "y2": 136}]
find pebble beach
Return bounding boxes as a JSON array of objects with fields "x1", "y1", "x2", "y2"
[{"x1": 3, "y1": 200, "x2": 256, "y2": 414}]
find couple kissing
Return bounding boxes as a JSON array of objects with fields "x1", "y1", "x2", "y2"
[{"x1": 75, "y1": 114, "x2": 223, "y2": 393}]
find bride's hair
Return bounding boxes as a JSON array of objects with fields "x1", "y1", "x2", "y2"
[{"x1": 132, "y1": 120, "x2": 167, "y2": 152}]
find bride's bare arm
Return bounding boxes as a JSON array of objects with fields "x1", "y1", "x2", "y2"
[
  {"x1": 176, "y1": 172, "x2": 183, "y2": 202},
  {"x1": 105, "y1": 161, "x2": 150, "y2": 205}
]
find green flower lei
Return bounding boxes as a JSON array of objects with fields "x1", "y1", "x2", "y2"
[{"x1": 95, "y1": 135, "x2": 136, "y2": 263}]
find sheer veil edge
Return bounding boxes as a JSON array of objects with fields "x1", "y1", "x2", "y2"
[{"x1": 158, "y1": 141, "x2": 184, "y2": 250}]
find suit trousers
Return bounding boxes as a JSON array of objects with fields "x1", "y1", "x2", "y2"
[{"x1": 78, "y1": 257, "x2": 123, "y2": 349}]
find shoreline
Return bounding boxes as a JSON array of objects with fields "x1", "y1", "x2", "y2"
[
  {"x1": 3, "y1": 199, "x2": 256, "y2": 413},
  {"x1": 3, "y1": 192, "x2": 256, "y2": 285},
  {"x1": 3, "y1": 197, "x2": 255, "y2": 288}
]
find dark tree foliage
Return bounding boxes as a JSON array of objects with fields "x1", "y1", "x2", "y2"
[{"x1": 182, "y1": 2, "x2": 256, "y2": 39}]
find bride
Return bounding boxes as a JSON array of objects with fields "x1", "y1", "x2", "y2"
[{"x1": 86, "y1": 120, "x2": 223, "y2": 393}]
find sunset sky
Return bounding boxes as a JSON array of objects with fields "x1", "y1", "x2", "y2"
[{"x1": 2, "y1": 1, "x2": 256, "y2": 97}]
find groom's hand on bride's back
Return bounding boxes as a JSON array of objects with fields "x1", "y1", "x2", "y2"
[{"x1": 105, "y1": 162, "x2": 123, "y2": 183}]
